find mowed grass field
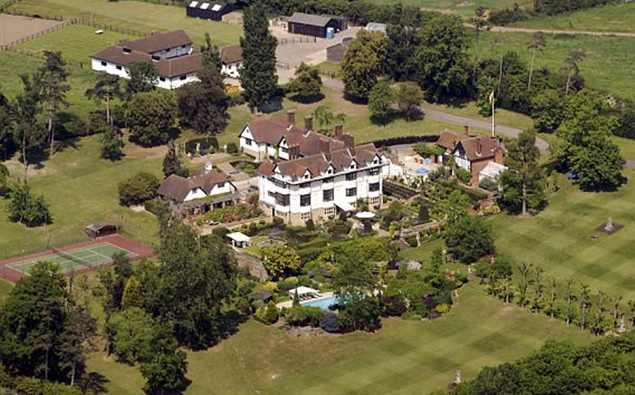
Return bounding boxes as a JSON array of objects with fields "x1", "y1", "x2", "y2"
[
  {"x1": 477, "y1": 31, "x2": 635, "y2": 101},
  {"x1": 0, "y1": 135, "x2": 162, "y2": 261},
  {"x1": 10, "y1": 0, "x2": 242, "y2": 46},
  {"x1": 513, "y1": 3, "x2": 635, "y2": 33},
  {"x1": 87, "y1": 283, "x2": 591, "y2": 395},
  {"x1": 492, "y1": 169, "x2": 635, "y2": 300},
  {"x1": 363, "y1": 0, "x2": 529, "y2": 16}
]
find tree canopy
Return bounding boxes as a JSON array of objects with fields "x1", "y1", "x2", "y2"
[
  {"x1": 342, "y1": 30, "x2": 387, "y2": 102},
  {"x1": 125, "y1": 90, "x2": 177, "y2": 147}
]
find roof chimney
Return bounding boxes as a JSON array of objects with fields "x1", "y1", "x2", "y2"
[
  {"x1": 287, "y1": 110, "x2": 295, "y2": 127},
  {"x1": 334, "y1": 124, "x2": 343, "y2": 140},
  {"x1": 343, "y1": 133, "x2": 354, "y2": 148},
  {"x1": 476, "y1": 136, "x2": 482, "y2": 155},
  {"x1": 205, "y1": 161, "x2": 213, "y2": 171},
  {"x1": 464, "y1": 124, "x2": 469, "y2": 135},
  {"x1": 304, "y1": 115, "x2": 313, "y2": 135}
]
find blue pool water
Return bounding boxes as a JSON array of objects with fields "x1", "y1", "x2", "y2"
[
  {"x1": 301, "y1": 295, "x2": 339, "y2": 310},
  {"x1": 416, "y1": 168, "x2": 429, "y2": 174}
]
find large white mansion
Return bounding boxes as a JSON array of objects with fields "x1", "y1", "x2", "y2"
[{"x1": 243, "y1": 111, "x2": 390, "y2": 225}]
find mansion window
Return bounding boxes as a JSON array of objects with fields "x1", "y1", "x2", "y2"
[
  {"x1": 100, "y1": 61, "x2": 107, "y2": 66},
  {"x1": 180, "y1": 75, "x2": 187, "y2": 80},
  {"x1": 245, "y1": 138, "x2": 253, "y2": 146},
  {"x1": 367, "y1": 168, "x2": 380, "y2": 176},
  {"x1": 300, "y1": 182, "x2": 310, "y2": 189},
  {"x1": 273, "y1": 179, "x2": 288, "y2": 189},
  {"x1": 300, "y1": 194, "x2": 311, "y2": 207},
  {"x1": 369, "y1": 182, "x2": 380, "y2": 192},
  {"x1": 323, "y1": 189, "x2": 334, "y2": 202},
  {"x1": 160, "y1": 77, "x2": 166, "y2": 82},
  {"x1": 324, "y1": 207, "x2": 335, "y2": 215},
  {"x1": 116, "y1": 65, "x2": 122, "y2": 70},
  {"x1": 322, "y1": 177, "x2": 334, "y2": 184},
  {"x1": 301, "y1": 212, "x2": 311, "y2": 221},
  {"x1": 275, "y1": 193, "x2": 290, "y2": 207},
  {"x1": 281, "y1": 147, "x2": 289, "y2": 154},
  {"x1": 346, "y1": 187, "x2": 357, "y2": 197},
  {"x1": 268, "y1": 191, "x2": 275, "y2": 198},
  {"x1": 346, "y1": 172, "x2": 357, "y2": 181}
]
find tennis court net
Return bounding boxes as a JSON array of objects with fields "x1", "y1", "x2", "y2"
[{"x1": 51, "y1": 247, "x2": 94, "y2": 268}]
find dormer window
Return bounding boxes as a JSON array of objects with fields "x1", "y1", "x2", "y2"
[
  {"x1": 326, "y1": 169, "x2": 333, "y2": 175},
  {"x1": 372, "y1": 157, "x2": 379, "y2": 165}
]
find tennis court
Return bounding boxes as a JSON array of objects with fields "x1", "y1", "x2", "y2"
[
  {"x1": 7, "y1": 243, "x2": 136, "y2": 274},
  {"x1": 0, "y1": 234, "x2": 154, "y2": 282}
]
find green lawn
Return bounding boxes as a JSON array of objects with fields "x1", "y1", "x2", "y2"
[
  {"x1": 2, "y1": 25, "x2": 133, "y2": 118},
  {"x1": 0, "y1": 135, "x2": 162, "y2": 261},
  {"x1": 513, "y1": 3, "x2": 635, "y2": 33},
  {"x1": 87, "y1": 282, "x2": 590, "y2": 395},
  {"x1": 10, "y1": 0, "x2": 242, "y2": 46},
  {"x1": 0, "y1": 280, "x2": 14, "y2": 304},
  {"x1": 477, "y1": 31, "x2": 635, "y2": 102},
  {"x1": 492, "y1": 168, "x2": 635, "y2": 300},
  {"x1": 15, "y1": 25, "x2": 131, "y2": 64}
]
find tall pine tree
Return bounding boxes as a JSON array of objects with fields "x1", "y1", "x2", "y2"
[
  {"x1": 239, "y1": 1, "x2": 278, "y2": 111},
  {"x1": 500, "y1": 130, "x2": 547, "y2": 215},
  {"x1": 39, "y1": 51, "x2": 70, "y2": 157}
]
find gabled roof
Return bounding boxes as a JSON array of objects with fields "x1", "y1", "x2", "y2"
[
  {"x1": 157, "y1": 169, "x2": 230, "y2": 202},
  {"x1": 120, "y1": 30, "x2": 192, "y2": 54},
  {"x1": 455, "y1": 136, "x2": 502, "y2": 161},
  {"x1": 288, "y1": 12, "x2": 333, "y2": 27},
  {"x1": 91, "y1": 46, "x2": 202, "y2": 78},
  {"x1": 437, "y1": 129, "x2": 470, "y2": 150},
  {"x1": 259, "y1": 144, "x2": 381, "y2": 181},
  {"x1": 242, "y1": 115, "x2": 300, "y2": 147},
  {"x1": 220, "y1": 44, "x2": 243, "y2": 64}
]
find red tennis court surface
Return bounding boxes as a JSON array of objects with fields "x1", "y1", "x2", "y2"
[{"x1": 0, "y1": 234, "x2": 153, "y2": 283}]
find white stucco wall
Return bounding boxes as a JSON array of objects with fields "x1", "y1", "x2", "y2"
[{"x1": 183, "y1": 187, "x2": 207, "y2": 202}]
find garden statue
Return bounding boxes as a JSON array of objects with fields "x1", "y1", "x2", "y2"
[
  {"x1": 455, "y1": 370, "x2": 462, "y2": 384},
  {"x1": 605, "y1": 217, "x2": 613, "y2": 231}
]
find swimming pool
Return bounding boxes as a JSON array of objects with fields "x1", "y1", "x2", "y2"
[{"x1": 301, "y1": 295, "x2": 339, "y2": 310}]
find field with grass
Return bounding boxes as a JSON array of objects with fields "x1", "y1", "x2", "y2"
[
  {"x1": 87, "y1": 283, "x2": 591, "y2": 395},
  {"x1": 513, "y1": 3, "x2": 635, "y2": 33},
  {"x1": 1, "y1": 25, "x2": 132, "y2": 118},
  {"x1": 0, "y1": 135, "x2": 162, "y2": 261},
  {"x1": 363, "y1": 0, "x2": 527, "y2": 17},
  {"x1": 477, "y1": 31, "x2": 635, "y2": 101},
  {"x1": 9, "y1": 0, "x2": 242, "y2": 46},
  {"x1": 492, "y1": 169, "x2": 635, "y2": 300}
]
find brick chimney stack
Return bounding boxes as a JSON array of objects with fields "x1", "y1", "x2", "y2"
[
  {"x1": 476, "y1": 136, "x2": 482, "y2": 155},
  {"x1": 304, "y1": 115, "x2": 313, "y2": 135},
  {"x1": 334, "y1": 124, "x2": 344, "y2": 140},
  {"x1": 343, "y1": 133, "x2": 354, "y2": 148},
  {"x1": 464, "y1": 124, "x2": 469, "y2": 135},
  {"x1": 287, "y1": 110, "x2": 295, "y2": 127}
]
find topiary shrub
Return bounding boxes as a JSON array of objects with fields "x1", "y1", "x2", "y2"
[
  {"x1": 264, "y1": 301, "x2": 279, "y2": 324},
  {"x1": 226, "y1": 142, "x2": 238, "y2": 154},
  {"x1": 319, "y1": 311, "x2": 341, "y2": 333}
]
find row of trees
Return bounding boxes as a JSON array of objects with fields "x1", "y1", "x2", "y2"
[{"x1": 477, "y1": 261, "x2": 635, "y2": 336}]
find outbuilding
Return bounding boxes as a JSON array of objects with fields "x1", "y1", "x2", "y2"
[
  {"x1": 85, "y1": 223, "x2": 118, "y2": 239},
  {"x1": 287, "y1": 12, "x2": 342, "y2": 38},
  {"x1": 186, "y1": 1, "x2": 232, "y2": 21},
  {"x1": 226, "y1": 232, "x2": 252, "y2": 248}
]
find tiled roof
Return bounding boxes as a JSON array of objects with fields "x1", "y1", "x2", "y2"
[
  {"x1": 259, "y1": 143, "x2": 380, "y2": 181},
  {"x1": 157, "y1": 169, "x2": 230, "y2": 202},
  {"x1": 220, "y1": 44, "x2": 243, "y2": 64},
  {"x1": 91, "y1": 46, "x2": 202, "y2": 78},
  {"x1": 120, "y1": 30, "x2": 192, "y2": 54},
  {"x1": 437, "y1": 129, "x2": 469, "y2": 150},
  {"x1": 437, "y1": 130, "x2": 504, "y2": 161},
  {"x1": 244, "y1": 115, "x2": 300, "y2": 147}
]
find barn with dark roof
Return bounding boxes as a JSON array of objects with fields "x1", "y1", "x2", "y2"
[{"x1": 287, "y1": 12, "x2": 345, "y2": 38}]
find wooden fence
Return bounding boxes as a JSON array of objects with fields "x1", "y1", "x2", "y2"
[
  {"x1": 0, "y1": 19, "x2": 74, "y2": 51},
  {"x1": 277, "y1": 36, "x2": 318, "y2": 45},
  {"x1": 0, "y1": 10, "x2": 147, "y2": 51}
]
